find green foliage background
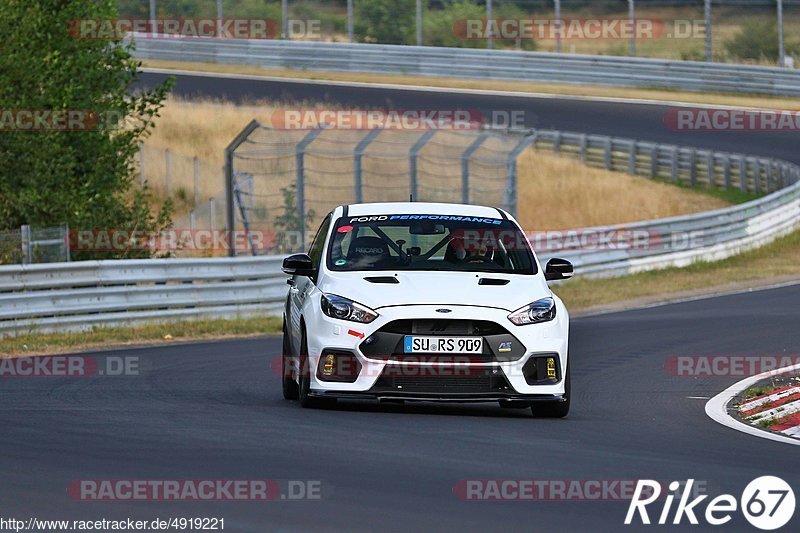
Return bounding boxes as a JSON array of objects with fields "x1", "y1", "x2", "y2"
[{"x1": 0, "y1": 0, "x2": 173, "y2": 259}]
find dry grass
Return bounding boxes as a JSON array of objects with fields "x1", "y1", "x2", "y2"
[
  {"x1": 146, "y1": 98, "x2": 729, "y2": 231},
  {"x1": 515, "y1": 148, "x2": 728, "y2": 229},
  {"x1": 141, "y1": 59, "x2": 800, "y2": 111}
]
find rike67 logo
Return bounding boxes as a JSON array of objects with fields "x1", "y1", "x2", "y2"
[{"x1": 626, "y1": 477, "x2": 795, "y2": 530}]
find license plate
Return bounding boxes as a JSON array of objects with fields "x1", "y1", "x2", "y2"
[{"x1": 403, "y1": 336, "x2": 483, "y2": 354}]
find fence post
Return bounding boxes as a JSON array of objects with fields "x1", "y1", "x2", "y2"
[
  {"x1": 165, "y1": 149, "x2": 171, "y2": 195},
  {"x1": 671, "y1": 147, "x2": 679, "y2": 183},
  {"x1": 754, "y1": 159, "x2": 762, "y2": 194},
  {"x1": 189, "y1": 210, "x2": 196, "y2": 231},
  {"x1": 409, "y1": 131, "x2": 436, "y2": 201},
  {"x1": 688, "y1": 149, "x2": 697, "y2": 187},
  {"x1": 704, "y1": 152, "x2": 713, "y2": 187},
  {"x1": 354, "y1": 129, "x2": 382, "y2": 204},
  {"x1": 505, "y1": 131, "x2": 538, "y2": 217},
  {"x1": 767, "y1": 159, "x2": 775, "y2": 193},
  {"x1": 20, "y1": 224, "x2": 30, "y2": 265},
  {"x1": 461, "y1": 132, "x2": 489, "y2": 204},
  {"x1": 579, "y1": 134, "x2": 588, "y2": 162},
  {"x1": 738, "y1": 157, "x2": 747, "y2": 193},
  {"x1": 296, "y1": 128, "x2": 324, "y2": 250},
  {"x1": 209, "y1": 198, "x2": 215, "y2": 233},
  {"x1": 193, "y1": 156, "x2": 200, "y2": 206},
  {"x1": 627, "y1": 141, "x2": 636, "y2": 175},
  {"x1": 139, "y1": 141, "x2": 145, "y2": 186},
  {"x1": 723, "y1": 155, "x2": 731, "y2": 189},
  {"x1": 603, "y1": 138, "x2": 612, "y2": 170},
  {"x1": 649, "y1": 144, "x2": 658, "y2": 178},
  {"x1": 64, "y1": 223, "x2": 70, "y2": 262},
  {"x1": 553, "y1": 131, "x2": 562, "y2": 154},
  {"x1": 224, "y1": 120, "x2": 260, "y2": 257}
]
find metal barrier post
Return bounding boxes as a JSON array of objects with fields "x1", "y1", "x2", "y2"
[
  {"x1": 297, "y1": 128, "x2": 325, "y2": 250},
  {"x1": 628, "y1": 141, "x2": 636, "y2": 175},
  {"x1": 354, "y1": 129, "x2": 382, "y2": 204},
  {"x1": 224, "y1": 120, "x2": 260, "y2": 257},
  {"x1": 461, "y1": 133, "x2": 489, "y2": 204},
  {"x1": 409, "y1": 131, "x2": 436, "y2": 201},
  {"x1": 738, "y1": 157, "x2": 747, "y2": 193},
  {"x1": 505, "y1": 131, "x2": 537, "y2": 217},
  {"x1": 649, "y1": 144, "x2": 658, "y2": 178}
]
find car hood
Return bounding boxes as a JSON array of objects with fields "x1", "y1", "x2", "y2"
[{"x1": 319, "y1": 270, "x2": 551, "y2": 312}]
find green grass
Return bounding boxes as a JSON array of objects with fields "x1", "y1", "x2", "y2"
[{"x1": 0, "y1": 316, "x2": 282, "y2": 357}]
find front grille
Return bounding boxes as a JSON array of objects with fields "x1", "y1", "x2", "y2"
[
  {"x1": 360, "y1": 319, "x2": 525, "y2": 363},
  {"x1": 379, "y1": 319, "x2": 507, "y2": 336},
  {"x1": 370, "y1": 367, "x2": 513, "y2": 395}
]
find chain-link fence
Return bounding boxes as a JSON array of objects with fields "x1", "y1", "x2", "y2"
[
  {"x1": 136, "y1": 142, "x2": 223, "y2": 207},
  {"x1": 0, "y1": 225, "x2": 70, "y2": 265},
  {"x1": 224, "y1": 122, "x2": 535, "y2": 256}
]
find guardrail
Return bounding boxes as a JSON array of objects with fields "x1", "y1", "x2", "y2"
[
  {"x1": 132, "y1": 36, "x2": 800, "y2": 97},
  {"x1": 2, "y1": 129, "x2": 798, "y2": 337},
  {"x1": 0, "y1": 257, "x2": 285, "y2": 335},
  {"x1": 530, "y1": 129, "x2": 800, "y2": 277}
]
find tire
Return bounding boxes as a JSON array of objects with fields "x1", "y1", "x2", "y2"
[
  {"x1": 281, "y1": 320, "x2": 299, "y2": 401},
  {"x1": 531, "y1": 363, "x2": 570, "y2": 418},
  {"x1": 298, "y1": 329, "x2": 335, "y2": 409}
]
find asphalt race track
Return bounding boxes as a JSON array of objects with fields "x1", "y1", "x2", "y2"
[
  {"x1": 137, "y1": 70, "x2": 800, "y2": 163},
  {"x1": 2, "y1": 285, "x2": 799, "y2": 531}
]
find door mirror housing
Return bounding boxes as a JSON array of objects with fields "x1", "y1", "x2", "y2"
[
  {"x1": 544, "y1": 258, "x2": 574, "y2": 281},
  {"x1": 282, "y1": 254, "x2": 315, "y2": 277}
]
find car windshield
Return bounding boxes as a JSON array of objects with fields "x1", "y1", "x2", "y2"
[{"x1": 326, "y1": 213, "x2": 536, "y2": 274}]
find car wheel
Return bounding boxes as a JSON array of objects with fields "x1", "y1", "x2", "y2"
[
  {"x1": 298, "y1": 329, "x2": 335, "y2": 409},
  {"x1": 281, "y1": 320, "x2": 299, "y2": 401},
  {"x1": 531, "y1": 363, "x2": 570, "y2": 418}
]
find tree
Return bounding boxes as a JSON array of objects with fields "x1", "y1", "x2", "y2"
[
  {"x1": 0, "y1": 0, "x2": 173, "y2": 259},
  {"x1": 356, "y1": 0, "x2": 415, "y2": 45}
]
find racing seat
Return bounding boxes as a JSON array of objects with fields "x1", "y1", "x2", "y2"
[{"x1": 346, "y1": 236, "x2": 392, "y2": 268}]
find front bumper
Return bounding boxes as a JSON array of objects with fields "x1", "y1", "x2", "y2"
[{"x1": 305, "y1": 304, "x2": 569, "y2": 399}]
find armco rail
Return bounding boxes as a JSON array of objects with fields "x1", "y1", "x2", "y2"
[
  {"x1": 1, "y1": 130, "x2": 798, "y2": 336},
  {"x1": 132, "y1": 37, "x2": 800, "y2": 97}
]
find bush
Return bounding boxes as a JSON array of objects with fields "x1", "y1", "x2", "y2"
[
  {"x1": 724, "y1": 19, "x2": 780, "y2": 62},
  {"x1": 425, "y1": 1, "x2": 535, "y2": 50}
]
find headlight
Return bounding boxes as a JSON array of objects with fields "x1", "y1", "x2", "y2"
[
  {"x1": 507, "y1": 297, "x2": 556, "y2": 325},
  {"x1": 320, "y1": 294, "x2": 378, "y2": 323}
]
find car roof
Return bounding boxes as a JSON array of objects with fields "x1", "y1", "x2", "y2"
[{"x1": 338, "y1": 202, "x2": 508, "y2": 219}]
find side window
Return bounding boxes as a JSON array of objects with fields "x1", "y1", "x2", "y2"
[{"x1": 307, "y1": 213, "x2": 332, "y2": 268}]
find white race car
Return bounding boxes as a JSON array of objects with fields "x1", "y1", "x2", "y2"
[{"x1": 281, "y1": 202, "x2": 573, "y2": 417}]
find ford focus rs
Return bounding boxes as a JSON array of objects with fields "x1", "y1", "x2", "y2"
[{"x1": 280, "y1": 202, "x2": 573, "y2": 417}]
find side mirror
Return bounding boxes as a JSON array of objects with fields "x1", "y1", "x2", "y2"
[
  {"x1": 544, "y1": 258, "x2": 573, "y2": 281},
  {"x1": 282, "y1": 253, "x2": 314, "y2": 277}
]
